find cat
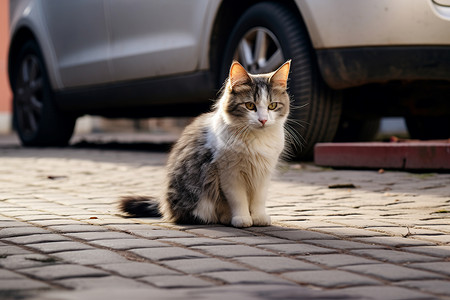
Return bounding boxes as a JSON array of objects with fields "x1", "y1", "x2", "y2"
[{"x1": 119, "y1": 60, "x2": 291, "y2": 228}]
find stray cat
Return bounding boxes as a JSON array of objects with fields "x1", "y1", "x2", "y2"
[{"x1": 120, "y1": 60, "x2": 291, "y2": 228}]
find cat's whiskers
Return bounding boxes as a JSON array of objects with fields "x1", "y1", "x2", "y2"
[
  {"x1": 283, "y1": 121, "x2": 305, "y2": 159},
  {"x1": 289, "y1": 102, "x2": 309, "y2": 111}
]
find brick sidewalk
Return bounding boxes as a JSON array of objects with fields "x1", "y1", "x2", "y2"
[{"x1": 0, "y1": 141, "x2": 449, "y2": 299}]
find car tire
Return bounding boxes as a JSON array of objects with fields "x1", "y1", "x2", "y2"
[
  {"x1": 220, "y1": 1, "x2": 342, "y2": 160},
  {"x1": 11, "y1": 40, "x2": 76, "y2": 147},
  {"x1": 405, "y1": 116, "x2": 450, "y2": 140}
]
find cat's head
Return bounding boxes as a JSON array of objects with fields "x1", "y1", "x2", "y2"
[{"x1": 218, "y1": 60, "x2": 291, "y2": 130}]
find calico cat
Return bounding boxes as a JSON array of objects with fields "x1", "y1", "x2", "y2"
[{"x1": 120, "y1": 60, "x2": 291, "y2": 228}]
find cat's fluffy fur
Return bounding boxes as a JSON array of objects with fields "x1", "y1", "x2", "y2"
[{"x1": 120, "y1": 60, "x2": 291, "y2": 228}]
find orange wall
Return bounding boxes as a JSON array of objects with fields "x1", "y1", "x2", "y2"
[{"x1": 0, "y1": 0, "x2": 11, "y2": 113}]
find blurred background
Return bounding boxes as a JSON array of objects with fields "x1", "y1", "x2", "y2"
[{"x1": 3, "y1": 0, "x2": 450, "y2": 160}]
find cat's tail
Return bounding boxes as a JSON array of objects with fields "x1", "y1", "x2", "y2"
[{"x1": 119, "y1": 196, "x2": 162, "y2": 218}]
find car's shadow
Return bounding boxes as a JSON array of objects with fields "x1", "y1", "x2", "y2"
[{"x1": 71, "y1": 139, "x2": 174, "y2": 153}]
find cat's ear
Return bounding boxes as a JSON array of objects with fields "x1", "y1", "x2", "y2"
[
  {"x1": 229, "y1": 61, "x2": 252, "y2": 90},
  {"x1": 269, "y1": 60, "x2": 291, "y2": 89}
]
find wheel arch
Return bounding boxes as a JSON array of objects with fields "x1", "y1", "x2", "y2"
[
  {"x1": 8, "y1": 21, "x2": 63, "y2": 93},
  {"x1": 8, "y1": 27, "x2": 39, "y2": 90},
  {"x1": 208, "y1": 0, "x2": 311, "y2": 88}
]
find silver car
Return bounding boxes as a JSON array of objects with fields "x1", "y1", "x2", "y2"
[{"x1": 8, "y1": 0, "x2": 450, "y2": 158}]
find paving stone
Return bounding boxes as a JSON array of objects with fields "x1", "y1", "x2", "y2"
[
  {"x1": 47, "y1": 224, "x2": 109, "y2": 233},
  {"x1": 266, "y1": 230, "x2": 337, "y2": 241},
  {"x1": 86, "y1": 217, "x2": 138, "y2": 226},
  {"x1": 19, "y1": 215, "x2": 75, "y2": 222},
  {"x1": 127, "y1": 229, "x2": 195, "y2": 239},
  {"x1": 105, "y1": 224, "x2": 161, "y2": 232},
  {"x1": 204, "y1": 271, "x2": 293, "y2": 285},
  {"x1": 220, "y1": 236, "x2": 296, "y2": 245},
  {"x1": 0, "y1": 269, "x2": 26, "y2": 279},
  {"x1": 234, "y1": 256, "x2": 321, "y2": 273},
  {"x1": 0, "y1": 220, "x2": 30, "y2": 227},
  {"x1": 99, "y1": 262, "x2": 179, "y2": 277},
  {"x1": 369, "y1": 226, "x2": 446, "y2": 236},
  {"x1": 157, "y1": 223, "x2": 207, "y2": 231},
  {"x1": 162, "y1": 258, "x2": 247, "y2": 274},
  {"x1": 244, "y1": 225, "x2": 289, "y2": 233},
  {"x1": 331, "y1": 285, "x2": 433, "y2": 300},
  {"x1": 355, "y1": 236, "x2": 435, "y2": 247},
  {"x1": 53, "y1": 249, "x2": 129, "y2": 265},
  {"x1": 0, "y1": 253, "x2": 60, "y2": 269},
  {"x1": 329, "y1": 219, "x2": 397, "y2": 228},
  {"x1": 396, "y1": 280, "x2": 450, "y2": 297},
  {"x1": 406, "y1": 234, "x2": 450, "y2": 244},
  {"x1": 315, "y1": 227, "x2": 386, "y2": 238},
  {"x1": 350, "y1": 249, "x2": 440, "y2": 264},
  {"x1": 20, "y1": 264, "x2": 109, "y2": 280},
  {"x1": 342, "y1": 263, "x2": 445, "y2": 281},
  {"x1": 27, "y1": 241, "x2": 94, "y2": 253},
  {"x1": 403, "y1": 245, "x2": 450, "y2": 258},
  {"x1": 258, "y1": 243, "x2": 337, "y2": 255},
  {"x1": 131, "y1": 247, "x2": 207, "y2": 261},
  {"x1": 56, "y1": 275, "x2": 148, "y2": 289},
  {"x1": 0, "y1": 227, "x2": 50, "y2": 238},
  {"x1": 159, "y1": 237, "x2": 233, "y2": 247},
  {"x1": 193, "y1": 245, "x2": 274, "y2": 258},
  {"x1": 283, "y1": 220, "x2": 345, "y2": 229},
  {"x1": 301, "y1": 254, "x2": 379, "y2": 267},
  {"x1": 0, "y1": 245, "x2": 32, "y2": 256},
  {"x1": 89, "y1": 238, "x2": 169, "y2": 250},
  {"x1": 28, "y1": 219, "x2": 86, "y2": 227},
  {"x1": 140, "y1": 274, "x2": 214, "y2": 288},
  {"x1": 186, "y1": 227, "x2": 254, "y2": 238},
  {"x1": 283, "y1": 269, "x2": 381, "y2": 288},
  {"x1": 0, "y1": 278, "x2": 51, "y2": 290},
  {"x1": 2, "y1": 211, "x2": 49, "y2": 218},
  {"x1": 4, "y1": 233, "x2": 71, "y2": 245},
  {"x1": 409, "y1": 261, "x2": 450, "y2": 276},
  {"x1": 305, "y1": 239, "x2": 384, "y2": 250},
  {"x1": 63, "y1": 231, "x2": 134, "y2": 241}
]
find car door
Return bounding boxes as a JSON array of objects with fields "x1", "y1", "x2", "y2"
[
  {"x1": 41, "y1": 0, "x2": 112, "y2": 88},
  {"x1": 106, "y1": 0, "x2": 210, "y2": 82}
]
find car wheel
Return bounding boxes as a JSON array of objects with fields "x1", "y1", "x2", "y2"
[
  {"x1": 11, "y1": 40, "x2": 76, "y2": 147},
  {"x1": 405, "y1": 116, "x2": 450, "y2": 140},
  {"x1": 220, "y1": 2, "x2": 342, "y2": 160}
]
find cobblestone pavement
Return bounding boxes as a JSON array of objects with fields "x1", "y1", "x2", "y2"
[{"x1": 0, "y1": 136, "x2": 449, "y2": 300}]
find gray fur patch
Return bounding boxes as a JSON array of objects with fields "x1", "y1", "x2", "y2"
[{"x1": 165, "y1": 113, "x2": 224, "y2": 224}]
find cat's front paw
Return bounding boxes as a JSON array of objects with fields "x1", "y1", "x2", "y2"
[
  {"x1": 231, "y1": 216, "x2": 253, "y2": 228},
  {"x1": 252, "y1": 213, "x2": 271, "y2": 226}
]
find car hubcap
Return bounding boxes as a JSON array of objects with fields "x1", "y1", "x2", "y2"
[
  {"x1": 234, "y1": 27, "x2": 285, "y2": 73},
  {"x1": 15, "y1": 55, "x2": 44, "y2": 136}
]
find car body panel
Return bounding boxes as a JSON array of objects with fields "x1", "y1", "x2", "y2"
[
  {"x1": 9, "y1": 0, "x2": 64, "y2": 89},
  {"x1": 41, "y1": 0, "x2": 111, "y2": 88},
  {"x1": 297, "y1": 0, "x2": 450, "y2": 49},
  {"x1": 107, "y1": 0, "x2": 211, "y2": 82}
]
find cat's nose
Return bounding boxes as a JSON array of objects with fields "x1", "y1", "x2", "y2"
[{"x1": 259, "y1": 119, "x2": 267, "y2": 126}]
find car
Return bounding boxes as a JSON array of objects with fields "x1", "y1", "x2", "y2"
[{"x1": 8, "y1": 0, "x2": 450, "y2": 159}]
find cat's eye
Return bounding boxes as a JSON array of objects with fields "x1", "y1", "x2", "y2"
[
  {"x1": 245, "y1": 102, "x2": 256, "y2": 111},
  {"x1": 268, "y1": 102, "x2": 278, "y2": 110}
]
